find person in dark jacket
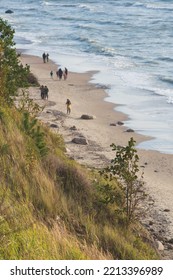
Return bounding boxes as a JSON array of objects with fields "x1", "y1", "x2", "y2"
[
  {"x1": 63, "y1": 67, "x2": 68, "y2": 80},
  {"x1": 44, "y1": 86, "x2": 49, "y2": 99},
  {"x1": 58, "y1": 68, "x2": 63, "y2": 80},
  {"x1": 42, "y1": 52, "x2": 46, "y2": 63}
]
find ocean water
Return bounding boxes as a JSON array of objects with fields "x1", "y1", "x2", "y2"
[{"x1": 1, "y1": 0, "x2": 173, "y2": 154}]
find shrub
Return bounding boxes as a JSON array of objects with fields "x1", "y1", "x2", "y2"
[{"x1": 100, "y1": 138, "x2": 146, "y2": 226}]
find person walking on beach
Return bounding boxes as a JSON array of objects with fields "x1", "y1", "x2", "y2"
[
  {"x1": 40, "y1": 85, "x2": 44, "y2": 99},
  {"x1": 46, "y1": 53, "x2": 49, "y2": 62},
  {"x1": 58, "y1": 68, "x2": 63, "y2": 80},
  {"x1": 40, "y1": 85, "x2": 49, "y2": 99},
  {"x1": 63, "y1": 67, "x2": 68, "y2": 80},
  {"x1": 42, "y1": 52, "x2": 46, "y2": 63},
  {"x1": 50, "y1": 70, "x2": 53, "y2": 78},
  {"x1": 66, "y1": 99, "x2": 71, "y2": 115},
  {"x1": 44, "y1": 85, "x2": 49, "y2": 99}
]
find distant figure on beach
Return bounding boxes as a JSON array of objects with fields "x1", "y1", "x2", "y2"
[
  {"x1": 44, "y1": 86, "x2": 49, "y2": 99},
  {"x1": 57, "y1": 68, "x2": 63, "y2": 80},
  {"x1": 42, "y1": 52, "x2": 46, "y2": 63},
  {"x1": 40, "y1": 85, "x2": 44, "y2": 99},
  {"x1": 63, "y1": 67, "x2": 68, "y2": 80},
  {"x1": 66, "y1": 99, "x2": 71, "y2": 115},
  {"x1": 50, "y1": 70, "x2": 53, "y2": 78},
  {"x1": 46, "y1": 53, "x2": 49, "y2": 62},
  {"x1": 40, "y1": 85, "x2": 49, "y2": 99}
]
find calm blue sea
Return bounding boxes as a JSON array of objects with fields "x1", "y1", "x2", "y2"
[{"x1": 1, "y1": 0, "x2": 173, "y2": 154}]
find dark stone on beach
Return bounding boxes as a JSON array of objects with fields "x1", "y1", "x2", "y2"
[
  {"x1": 117, "y1": 121, "x2": 124, "y2": 126},
  {"x1": 154, "y1": 170, "x2": 158, "y2": 173},
  {"x1": 125, "y1": 128, "x2": 134, "y2": 133},
  {"x1": 50, "y1": 123, "x2": 59, "y2": 128},
  {"x1": 168, "y1": 238, "x2": 173, "y2": 244},
  {"x1": 5, "y1": 10, "x2": 13, "y2": 14},
  {"x1": 70, "y1": 125, "x2": 77, "y2": 130},
  {"x1": 52, "y1": 110, "x2": 66, "y2": 117},
  {"x1": 72, "y1": 137, "x2": 88, "y2": 145},
  {"x1": 110, "y1": 123, "x2": 117, "y2": 126},
  {"x1": 164, "y1": 209, "x2": 170, "y2": 212},
  {"x1": 81, "y1": 114, "x2": 95, "y2": 120},
  {"x1": 167, "y1": 244, "x2": 173, "y2": 250},
  {"x1": 77, "y1": 156, "x2": 84, "y2": 159}
]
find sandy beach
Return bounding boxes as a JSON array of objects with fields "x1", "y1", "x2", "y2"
[{"x1": 20, "y1": 53, "x2": 173, "y2": 259}]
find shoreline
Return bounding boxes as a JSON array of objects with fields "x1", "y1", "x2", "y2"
[{"x1": 20, "y1": 53, "x2": 173, "y2": 259}]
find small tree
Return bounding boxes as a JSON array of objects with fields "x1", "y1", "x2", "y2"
[
  {"x1": 22, "y1": 111, "x2": 49, "y2": 157},
  {"x1": 100, "y1": 137, "x2": 146, "y2": 226}
]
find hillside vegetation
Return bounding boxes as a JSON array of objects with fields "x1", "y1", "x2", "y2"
[{"x1": 0, "y1": 18, "x2": 159, "y2": 260}]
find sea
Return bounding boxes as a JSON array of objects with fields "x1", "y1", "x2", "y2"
[{"x1": 1, "y1": 0, "x2": 173, "y2": 154}]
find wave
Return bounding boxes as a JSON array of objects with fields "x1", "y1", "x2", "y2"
[
  {"x1": 138, "y1": 85, "x2": 173, "y2": 100},
  {"x1": 133, "y1": 2, "x2": 146, "y2": 8},
  {"x1": 57, "y1": 16, "x2": 81, "y2": 22},
  {"x1": 167, "y1": 97, "x2": 173, "y2": 104},
  {"x1": 75, "y1": 35, "x2": 116, "y2": 57},
  {"x1": 146, "y1": 3, "x2": 173, "y2": 11},
  {"x1": 158, "y1": 57, "x2": 173, "y2": 63},
  {"x1": 42, "y1": 1, "x2": 78, "y2": 7},
  {"x1": 133, "y1": 1, "x2": 173, "y2": 11},
  {"x1": 75, "y1": 21, "x2": 113, "y2": 34},
  {"x1": 14, "y1": 35, "x2": 32, "y2": 45},
  {"x1": 78, "y1": 4, "x2": 95, "y2": 11},
  {"x1": 42, "y1": 1, "x2": 95, "y2": 10},
  {"x1": 159, "y1": 76, "x2": 173, "y2": 86}
]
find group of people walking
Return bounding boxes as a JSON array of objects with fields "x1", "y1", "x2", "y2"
[
  {"x1": 57, "y1": 67, "x2": 68, "y2": 80},
  {"x1": 42, "y1": 52, "x2": 49, "y2": 63},
  {"x1": 41, "y1": 52, "x2": 71, "y2": 114},
  {"x1": 42, "y1": 52, "x2": 68, "y2": 80},
  {"x1": 50, "y1": 67, "x2": 68, "y2": 80},
  {"x1": 40, "y1": 85, "x2": 49, "y2": 100}
]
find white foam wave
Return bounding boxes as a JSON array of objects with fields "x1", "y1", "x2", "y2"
[
  {"x1": 79, "y1": 4, "x2": 92, "y2": 10},
  {"x1": 167, "y1": 97, "x2": 173, "y2": 104},
  {"x1": 146, "y1": 3, "x2": 173, "y2": 11},
  {"x1": 140, "y1": 86, "x2": 173, "y2": 98},
  {"x1": 134, "y1": 1, "x2": 173, "y2": 11}
]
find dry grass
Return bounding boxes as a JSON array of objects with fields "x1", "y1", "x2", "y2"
[{"x1": 0, "y1": 103, "x2": 159, "y2": 260}]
